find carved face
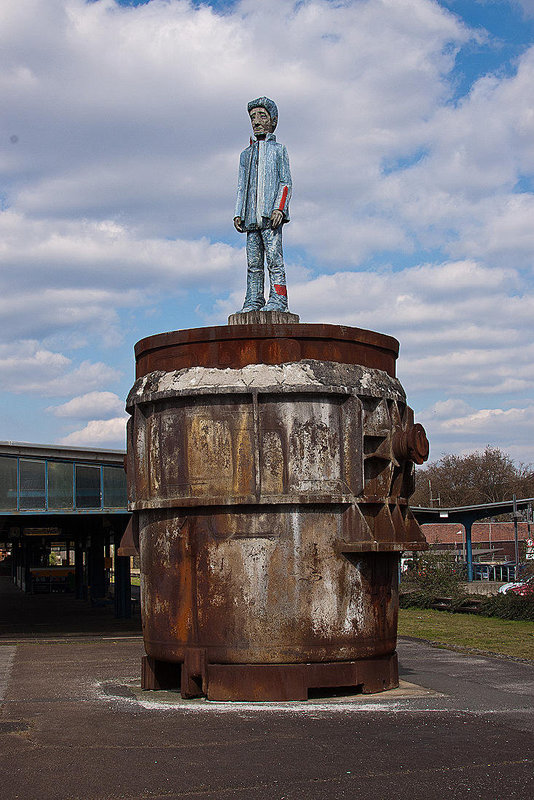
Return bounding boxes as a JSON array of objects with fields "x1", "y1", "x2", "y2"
[{"x1": 249, "y1": 106, "x2": 274, "y2": 137}]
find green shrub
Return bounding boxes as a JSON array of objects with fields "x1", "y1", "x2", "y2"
[
  {"x1": 400, "y1": 551, "x2": 534, "y2": 621},
  {"x1": 402, "y1": 550, "x2": 466, "y2": 599},
  {"x1": 480, "y1": 593, "x2": 534, "y2": 622},
  {"x1": 400, "y1": 586, "x2": 534, "y2": 621},
  {"x1": 399, "y1": 589, "x2": 436, "y2": 609}
]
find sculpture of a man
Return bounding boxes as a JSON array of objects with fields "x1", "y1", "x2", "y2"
[{"x1": 234, "y1": 97, "x2": 292, "y2": 312}]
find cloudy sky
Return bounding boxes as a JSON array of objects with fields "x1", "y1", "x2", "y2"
[{"x1": 2, "y1": 0, "x2": 534, "y2": 464}]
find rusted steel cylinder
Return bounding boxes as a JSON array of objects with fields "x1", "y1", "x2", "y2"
[{"x1": 126, "y1": 323, "x2": 428, "y2": 701}]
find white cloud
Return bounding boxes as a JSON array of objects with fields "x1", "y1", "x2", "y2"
[
  {"x1": 0, "y1": 212, "x2": 242, "y2": 292},
  {"x1": 515, "y1": 1, "x2": 534, "y2": 18},
  {"x1": 0, "y1": 341, "x2": 118, "y2": 396},
  {"x1": 0, "y1": 211, "x2": 243, "y2": 344},
  {"x1": 0, "y1": 0, "x2": 472, "y2": 245},
  {"x1": 60, "y1": 416, "x2": 127, "y2": 448},
  {"x1": 418, "y1": 398, "x2": 534, "y2": 463},
  {"x1": 441, "y1": 405, "x2": 534, "y2": 434},
  {"x1": 419, "y1": 397, "x2": 473, "y2": 419},
  {"x1": 286, "y1": 258, "x2": 534, "y2": 398},
  {"x1": 377, "y1": 44, "x2": 534, "y2": 267},
  {"x1": 47, "y1": 391, "x2": 124, "y2": 419},
  {"x1": 448, "y1": 193, "x2": 534, "y2": 267}
]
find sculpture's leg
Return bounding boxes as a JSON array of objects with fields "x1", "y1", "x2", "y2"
[
  {"x1": 239, "y1": 230, "x2": 265, "y2": 312},
  {"x1": 262, "y1": 227, "x2": 288, "y2": 311}
]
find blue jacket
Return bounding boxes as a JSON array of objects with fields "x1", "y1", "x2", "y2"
[{"x1": 235, "y1": 133, "x2": 292, "y2": 231}]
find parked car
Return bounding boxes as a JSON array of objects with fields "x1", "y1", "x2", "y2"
[
  {"x1": 498, "y1": 575, "x2": 534, "y2": 596},
  {"x1": 506, "y1": 577, "x2": 534, "y2": 597}
]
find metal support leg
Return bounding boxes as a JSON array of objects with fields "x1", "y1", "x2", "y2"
[
  {"x1": 75, "y1": 538, "x2": 85, "y2": 600},
  {"x1": 88, "y1": 531, "x2": 107, "y2": 602},
  {"x1": 114, "y1": 551, "x2": 132, "y2": 619},
  {"x1": 465, "y1": 519, "x2": 473, "y2": 582}
]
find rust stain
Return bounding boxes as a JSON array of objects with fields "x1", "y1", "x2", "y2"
[
  {"x1": 260, "y1": 431, "x2": 284, "y2": 495},
  {"x1": 188, "y1": 416, "x2": 233, "y2": 496},
  {"x1": 134, "y1": 323, "x2": 399, "y2": 378}
]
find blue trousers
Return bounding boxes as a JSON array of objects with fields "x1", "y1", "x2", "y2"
[{"x1": 241, "y1": 227, "x2": 288, "y2": 311}]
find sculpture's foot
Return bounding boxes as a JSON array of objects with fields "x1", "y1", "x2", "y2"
[
  {"x1": 238, "y1": 294, "x2": 265, "y2": 313},
  {"x1": 239, "y1": 304, "x2": 263, "y2": 313}
]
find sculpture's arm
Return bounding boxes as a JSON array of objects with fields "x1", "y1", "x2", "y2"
[
  {"x1": 234, "y1": 150, "x2": 248, "y2": 232},
  {"x1": 271, "y1": 145, "x2": 292, "y2": 227}
]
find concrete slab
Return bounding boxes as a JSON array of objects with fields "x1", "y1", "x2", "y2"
[{"x1": 99, "y1": 676, "x2": 440, "y2": 713}]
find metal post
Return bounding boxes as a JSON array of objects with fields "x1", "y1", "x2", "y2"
[
  {"x1": 12, "y1": 540, "x2": 19, "y2": 582},
  {"x1": 75, "y1": 538, "x2": 85, "y2": 600},
  {"x1": 465, "y1": 519, "x2": 473, "y2": 582},
  {"x1": 513, "y1": 494, "x2": 520, "y2": 578},
  {"x1": 88, "y1": 530, "x2": 106, "y2": 601},
  {"x1": 114, "y1": 554, "x2": 132, "y2": 618},
  {"x1": 114, "y1": 531, "x2": 131, "y2": 618},
  {"x1": 23, "y1": 538, "x2": 31, "y2": 592},
  {"x1": 104, "y1": 531, "x2": 111, "y2": 595}
]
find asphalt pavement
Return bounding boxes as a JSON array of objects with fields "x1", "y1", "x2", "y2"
[{"x1": 0, "y1": 579, "x2": 533, "y2": 799}]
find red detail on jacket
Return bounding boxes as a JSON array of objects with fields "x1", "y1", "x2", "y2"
[
  {"x1": 274, "y1": 284, "x2": 287, "y2": 297},
  {"x1": 278, "y1": 186, "x2": 288, "y2": 211}
]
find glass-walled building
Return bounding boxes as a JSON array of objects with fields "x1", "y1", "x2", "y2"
[
  {"x1": 0, "y1": 441, "x2": 132, "y2": 618},
  {"x1": 0, "y1": 444, "x2": 127, "y2": 513}
]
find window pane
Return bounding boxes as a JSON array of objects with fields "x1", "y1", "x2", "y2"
[
  {"x1": 103, "y1": 466, "x2": 127, "y2": 508},
  {"x1": 48, "y1": 462, "x2": 73, "y2": 509},
  {"x1": 0, "y1": 456, "x2": 17, "y2": 510},
  {"x1": 75, "y1": 465, "x2": 101, "y2": 509},
  {"x1": 20, "y1": 460, "x2": 46, "y2": 510}
]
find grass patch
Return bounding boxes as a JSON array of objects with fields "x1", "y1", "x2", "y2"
[
  {"x1": 110, "y1": 575, "x2": 140, "y2": 586},
  {"x1": 398, "y1": 608, "x2": 534, "y2": 661}
]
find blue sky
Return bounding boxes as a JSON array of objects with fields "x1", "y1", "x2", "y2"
[{"x1": 1, "y1": 0, "x2": 534, "y2": 462}]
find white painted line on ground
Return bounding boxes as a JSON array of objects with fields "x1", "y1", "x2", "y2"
[{"x1": 0, "y1": 646, "x2": 16, "y2": 701}]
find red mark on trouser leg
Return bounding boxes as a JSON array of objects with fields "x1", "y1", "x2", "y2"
[{"x1": 274, "y1": 284, "x2": 287, "y2": 296}]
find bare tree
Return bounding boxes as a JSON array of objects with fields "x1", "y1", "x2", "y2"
[{"x1": 411, "y1": 446, "x2": 534, "y2": 508}]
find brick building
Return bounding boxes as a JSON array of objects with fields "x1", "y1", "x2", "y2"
[{"x1": 422, "y1": 522, "x2": 532, "y2": 561}]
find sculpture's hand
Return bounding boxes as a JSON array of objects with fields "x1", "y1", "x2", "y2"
[
  {"x1": 271, "y1": 209, "x2": 283, "y2": 229},
  {"x1": 233, "y1": 216, "x2": 245, "y2": 233}
]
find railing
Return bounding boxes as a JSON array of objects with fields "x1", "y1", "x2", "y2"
[{"x1": 472, "y1": 562, "x2": 517, "y2": 582}]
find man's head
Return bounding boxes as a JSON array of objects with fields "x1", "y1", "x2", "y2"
[{"x1": 247, "y1": 96, "x2": 278, "y2": 137}]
